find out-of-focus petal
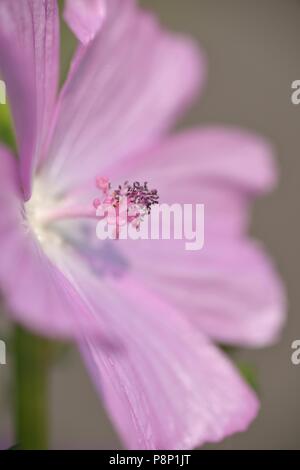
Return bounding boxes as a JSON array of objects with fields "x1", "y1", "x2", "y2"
[
  {"x1": 121, "y1": 237, "x2": 286, "y2": 347},
  {"x1": 0, "y1": 146, "x2": 111, "y2": 341},
  {"x1": 42, "y1": 0, "x2": 205, "y2": 193},
  {"x1": 64, "y1": 0, "x2": 106, "y2": 45},
  {"x1": 72, "y1": 126, "x2": 278, "y2": 237},
  {"x1": 111, "y1": 127, "x2": 285, "y2": 346},
  {"x1": 0, "y1": 0, "x2": 59, "y2": 200},
  {"x1": 117, "y1": 126, "x2": 278, "y2": 199},
  {"x1": 71, "y1": 270, "x2": 259, "y2": 450}
]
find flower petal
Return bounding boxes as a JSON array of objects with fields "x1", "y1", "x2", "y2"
[
  {"x1": 121, "y1": 237, "x2": 286, "y2": 347},
  {"x1": 0, "y1": 146, "x2": 110, "y2": 340},
  {"x1": 56, "y1": 246, "x2": 258, "y2": 449},
  {"x1": 69, "y1": 126, "x2": 278, "y2": 237},
  {"x1": 111, "y1": 127, "x2": 285, "y2": 346},
  {"x1": 0, "y1": 0, "x2": 59, "y2": 200},
  {"x1": 43, "y1": 0, "x2": 205, "y2": 192},
  {"x1": 73, "y1": 271, "x2": 259, "y2": 449},
  {"x1": 116, "y1": 126, "x2": 278, "y2": 229},
  {"x1": 64, "y1": 0, "x2": 106, "y2": 45}
]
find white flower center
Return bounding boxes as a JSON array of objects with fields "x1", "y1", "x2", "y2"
[{"x1": 24, "y1": 179, "x2": 64, "y2": 250}]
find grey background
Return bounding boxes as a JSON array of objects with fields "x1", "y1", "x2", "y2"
[{"x1": 0, "y1": 0, "x2": 300, "y2": 449}]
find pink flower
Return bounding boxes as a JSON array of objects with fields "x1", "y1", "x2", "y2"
[{"x1": 0, "y1": 0, "x2": 285, "y2": 450}]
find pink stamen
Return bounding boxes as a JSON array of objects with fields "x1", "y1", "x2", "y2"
[
  {"x1": 42, "y1": 205, "x2": 103, "y2": 224},
  {"x1": 93, "y1": 177, "x2": 159, "y2": 239},
  {"x1": 93, "y1": 198, "x2": 101, "y2": 209},
  {"x1": 38, "y1": 178, "x2": 159, "y2": 237}
]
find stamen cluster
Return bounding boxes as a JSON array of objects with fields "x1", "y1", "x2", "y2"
[{"x1": 93, "y1": 177, "x2": 159, "y2": 232}]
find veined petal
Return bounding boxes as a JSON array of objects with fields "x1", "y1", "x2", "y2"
[
  {"x1": 42, "y1": 0, "x2": 205, "y2": 192},
  {"x1": 73, "y1": 272, "x2": 259, "y2": 450},
  {"x1": 64, "y1": 0, "x2": 106, "y2": 45},
  {"x1": 53, "y1": 246, "x2": 258, "y2": 449},
  {"x1": 0, "y1": 0, "x2": 59, "y2": 200}
]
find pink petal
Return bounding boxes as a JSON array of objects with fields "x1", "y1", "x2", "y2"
[
  {"x1": 122, "y1": 237, "x2": 286, "y2": 347},
  {"x1": 42, "y1": 0, "x2": 205, "y2": 192},
  {"x1": 56, "y1": 247, "x2": 258, "y2": 448},
  {"x1": 85, "y1": 126, "x2": 278, "y2": 237},
  {"x1": 74, "y1": 272, "x2": 259, "y2": 449},
  {"x1": 64, "y1": 0, "x2": 106, "y2": 45},
  {"x1": 0, "y1": 0, "x2": 59, "y2": 200},
  {"x1": 111, "y1": 127, "x2": 285, "y2": 346},
  {"x1": 0, "y1": 146, "x2": 110, "y2": 340},
  {"x1": 116, "y1": 126, "x2": 278, "y2": 199}
]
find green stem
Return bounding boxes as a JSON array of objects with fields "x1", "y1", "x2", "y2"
[{"x1": 14, "y1": 325, "x2": 50, "y2": 449}]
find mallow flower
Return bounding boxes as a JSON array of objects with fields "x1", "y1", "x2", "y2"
[{"x1": 0, "y1": 0, "x2": 285, "y2": 450}]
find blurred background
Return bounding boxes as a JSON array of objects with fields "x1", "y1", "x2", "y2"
[{"x1": 0, "y1": 0, "x2": 300, "y2": 450}]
